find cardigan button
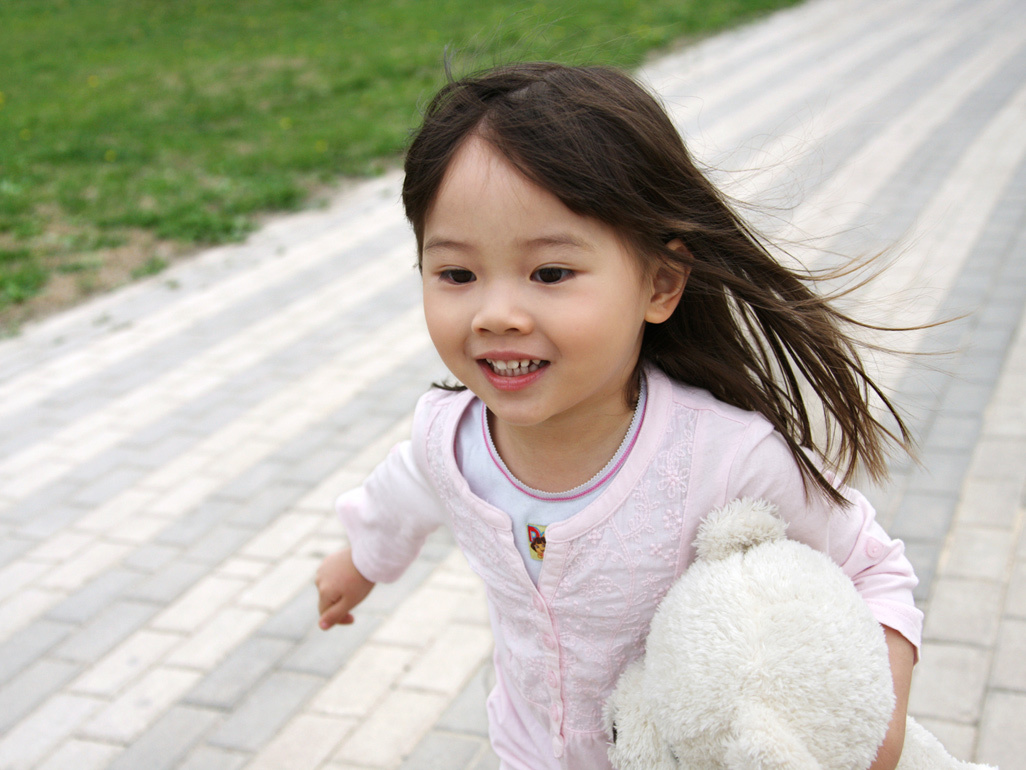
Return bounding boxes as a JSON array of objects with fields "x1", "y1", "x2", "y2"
[
  {"x1": 533, "y1": 596, "x2": 545, "y2": 612},
  {"x1": 552, "y1": 735, "x2": 564, "y2": 758},
  {"x1": 547, "y1": 670, "x2": 558, "y2": 688},
  {"x1": 550, "y1": 703, "x2": 562, "y2": 722},
  {"x1": 543, "y1": 634, "x2": 557, "y2": 650}
]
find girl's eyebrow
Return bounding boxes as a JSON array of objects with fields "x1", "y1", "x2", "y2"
[
  {"x1": 422, "y1": 237, "x2": 467, "y2": 252},
  {"x1": 423, "y1": 233, "x2": 590, "y2": 253},
  {"x1": 522, "y1": 233, "x2": 590, "y2": 250}
]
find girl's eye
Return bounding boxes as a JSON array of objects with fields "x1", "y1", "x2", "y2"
[
  {"x1": 533, "y1": 267, "x2": 573, "y2": 284},
  {"x1": 440, "y1": 268, "x2": 475, "y2": 284}
]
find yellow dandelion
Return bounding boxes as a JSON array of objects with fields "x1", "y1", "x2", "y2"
[
  {"x1": 279, "y1": 116, "x2": 293, "y2": 130},
  {"x1": 315, "y1": 139, "x2": 328, "y2": 153},
  {"x1": 88, "y1": 75, "x2": 100, "y2": 88},
  {"x1": 105, "y1": 149, "x2": 117, "y2": 162}
]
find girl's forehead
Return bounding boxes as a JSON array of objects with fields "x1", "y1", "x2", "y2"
[{"x1": 438, "y1": 136, "x2": 533, "y2": 201}]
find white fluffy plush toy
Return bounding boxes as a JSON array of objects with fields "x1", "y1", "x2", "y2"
[{"x1": 604, "y1": 498, "x2": 997, "y2": 770}]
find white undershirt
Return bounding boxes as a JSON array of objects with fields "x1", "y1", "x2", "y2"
[{"x1": 454, "y1": 378, "x2": 647, "y2": 584}]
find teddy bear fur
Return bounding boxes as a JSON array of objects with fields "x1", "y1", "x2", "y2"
[{"x1": 604, "y1": 498, "x2": 997, "y2": 770}]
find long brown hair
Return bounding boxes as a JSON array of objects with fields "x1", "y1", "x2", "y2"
[{"x1": 402, "y1": 62, "x2": 914, "y2": 505}]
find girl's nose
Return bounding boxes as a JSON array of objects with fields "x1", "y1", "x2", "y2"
[{"x1": 472, "y1": 287, "x2": 534, "y2": 335}]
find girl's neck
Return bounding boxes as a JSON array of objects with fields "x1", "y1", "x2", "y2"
[{"x1": 487, "y1": 393, "x2": 641, "y2": 494}]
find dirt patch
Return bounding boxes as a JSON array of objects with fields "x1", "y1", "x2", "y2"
[{"x1": 0, "y1": 230, "x2": 193, "y2": 335}]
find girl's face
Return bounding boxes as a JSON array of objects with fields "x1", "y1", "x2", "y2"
[{"x1": 421, "y1": 136, "x2": 683, "y2": 437}]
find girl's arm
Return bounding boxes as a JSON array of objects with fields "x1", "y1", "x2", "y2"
[{"x1": 870, "y1": 626, "x2": 916, "y2": 770}]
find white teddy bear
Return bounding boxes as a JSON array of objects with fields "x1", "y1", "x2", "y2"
[{"x1": 604, "y1": 498, "x2": 997, "y2": 770}]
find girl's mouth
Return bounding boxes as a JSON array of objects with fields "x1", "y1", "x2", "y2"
[{"x1": 483, "y1": 358, "x2": 547, "y2": 376}]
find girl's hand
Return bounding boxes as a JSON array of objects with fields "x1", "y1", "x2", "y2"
[{"x1": 315, "y1": 548, "x2": 375, "y2": 630}]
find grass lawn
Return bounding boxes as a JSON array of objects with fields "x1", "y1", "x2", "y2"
[{"x1": 0, "y1": 0, "x2": 802, "y2": 331}]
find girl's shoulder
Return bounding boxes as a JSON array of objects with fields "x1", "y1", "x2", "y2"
[
  {"x1": 411, "y1": 385, "x2": 476, "y2": 439},
  {"x1": 651, "y1": 367, "x2": 775, "y2": 436}
]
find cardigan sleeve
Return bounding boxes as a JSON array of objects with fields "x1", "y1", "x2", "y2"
[
  {"x1": 336, "y1": 391, "x2": 449, "y2": 584},
  {"x1": 725, "y1": 420, "x2": 924, "y2": 656}
]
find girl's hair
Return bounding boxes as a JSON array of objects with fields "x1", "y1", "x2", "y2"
[{"x1": 402, "y1": 61, "x2": 914, "y2": 505}]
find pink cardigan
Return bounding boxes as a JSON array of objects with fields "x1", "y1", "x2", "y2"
[{"x1": 338, "y1": 368, "x2": 923, "y2": 769}]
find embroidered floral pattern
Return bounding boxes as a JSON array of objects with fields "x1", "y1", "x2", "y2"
[{"x1": 426, "y1": 399, "x2": 699, "y2": 734}]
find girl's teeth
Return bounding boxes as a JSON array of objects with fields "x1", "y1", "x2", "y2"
[{"x1": 487, "y1": 359, "x2": 543, "y2": 375}]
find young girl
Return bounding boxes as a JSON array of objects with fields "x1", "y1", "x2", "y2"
[{"x1": 316, "y1": 62, "x2": 921, "y2": 770}]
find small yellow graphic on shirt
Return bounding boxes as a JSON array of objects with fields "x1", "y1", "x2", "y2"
[{"x1": 527, "y1": 525, "x2": 547, "y2": 561}]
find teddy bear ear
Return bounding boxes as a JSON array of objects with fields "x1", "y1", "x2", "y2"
[{"x1": 695, "y1": 498, "x2": 787, "y2": 562}]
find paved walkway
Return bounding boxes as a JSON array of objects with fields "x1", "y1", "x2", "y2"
[{"x1": 1, "y1": 0, "x2": 1024, "y2": 767}]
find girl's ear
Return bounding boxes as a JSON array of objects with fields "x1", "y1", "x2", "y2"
[{"x1": 644, "y1": 239, "x2": 690, "y2": 324}]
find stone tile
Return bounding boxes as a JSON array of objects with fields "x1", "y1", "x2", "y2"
[
  {"x1": 165, "y1": 607, "x2": 268, "y2": 670},
  {"x1": 399, "y1": 733, "x2": 486, "y2": 770},
  {"x1": 207, "y1": 671, "x2": 324, "y2": 753},
  {"x1": 127, "y1": 560, "x2": 210, "y2": 603},
  {"x1": 106, "y1": 705, "x2": 222, "y2": 770},
  {"x1": 312, "y1": 643, "x2": 418, "y2": 718},
  {"x1": 0, "y1": 659, "x2": 81, "y2": 734},
  {"x1": 177, "y1": 746, "x2": 248, "y2": 770},
  {"x1": 71, "y1": 466, "x2": 146, "y2": 507},
  {"x1": 244, "y1": 714, "x2": 354, "y2": 770},
  {"x1": 905, "y1": 448, "x2": 972, "y2": 497},
  {"x1": 370, "y1": 586, "x2": 469, "y2": 648},
  {"x1": 969, "y1": 436, "x2": 1026, "y2": 484},
  {"x1": 280, "y1": 614, "x2": 380, "y2": 678},
  {"x1": 150, "y1": 574, "x2": 247, "y2": 633},
  {"x1": 940, "y1": 381, "x2": 995, "y2": 418},
  {"x1": 357, "y1": 558, "x2": 437, "y2": 617},
  {"x1": 890, "y1": 490, "x2": 957, "y2": 542},
  {"x1": 991, "y1": 617, "x2": 1026, "y2": 691},
  {"x1": 401, "y1": 625, "x2": 494, "y2": 696},
  {"x1": 0, "y1": 619, "x2": 74, "y2": 687},
  {"x1": 52, "y1": 600, "x2": 158, "y2": 663},
  {"x1": 924, "y1": 413, "x2": 983, "y2": 450},
  {"x1": 237, "y1": 555, "x2": 320, "y2": 611},
  {"x1": 435, "y1": 664, "x2": 494, "y2": 738},
  {"x1": 941, "y1": 526, "x2": 1016, "y2": 582},
  {"x1": 185, "y1": 524, "x2": 257, "y2": 565},
  {"x1": 239, "y1": 512, "x2": 322, "y2": 560},
  {"x1": 70, "y1": 629, "x2": 182, "y2": 697},
  {"x1": 922, "y1": 577, "x2": 1003, "y2": 646},
  {"x1": 333, "y1": 689, "x2": 450, "y2": 768},
  {"x1": 184, "y1": 636, "x2": 293, "y2": 710},
  {"x1": 0, "y1": 559, "x2": 51, "y2": 604},
  {"x1": 45, "y1": 568, "x2": 139, "y2": 624},
  {"x1": 0, "y1": 588, "x2": 64, "y2": 645},
  {"x1": 469, "y1": 748, "x2": 501, "y2": 770},
  {"x1": 958, "y1": 477, "x2": 1023, "y2": 528},
  {"x1": 1007, "y1": 560, "x2": 1026, "y2": 618},
  {"x1": 34, "y1": 739, "x2": 122, "y2": 770},
  {"x1": 81, "y1": 666, "x2": 203, "y2": 743},
  {"x1": 258, "y1": 585, "x2": 321, "y2": 641},
  {"x1": 900, "y1": 540, "x2": 940, "y2": 601},
  {"x1": 978, "y1": 691, "x2": 1026, "y2": 769},
  {"x1": 156, "y1": 500, "x2": 238, "y2": 548},
  {"x1": 909, "y1": 642, "x2": 989, "y2": 723},
  {"x1": 0, "y1": 693, "x2": 103, "y2": 770},
  {"x1": 227, "y1": 482, "x2": 308, "y2": 530}
]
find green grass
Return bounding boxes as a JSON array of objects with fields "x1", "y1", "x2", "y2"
[{"x1": 0, "y1": 0, "x2": 802, "y2": 320}]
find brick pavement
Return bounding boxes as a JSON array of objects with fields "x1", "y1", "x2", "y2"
[{"x1": 1, "y1": 0, "x2": 1025, "y2": 767}]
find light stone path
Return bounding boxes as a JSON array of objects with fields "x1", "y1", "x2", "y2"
[{"x1": 1, "y1": 0, "x2": 1024, "y2": 767}]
